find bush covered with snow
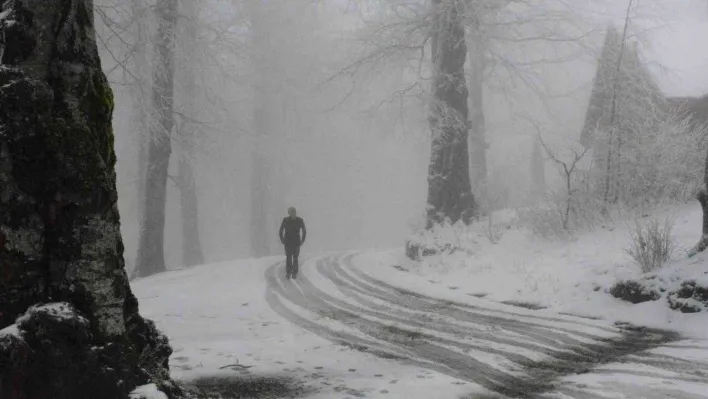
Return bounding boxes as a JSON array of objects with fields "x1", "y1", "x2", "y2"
[
  {"x1": 626, "y1": 218, "x2": 677, "y2": 273},
  {"x1": 609, "y1": 280, "x2": 661, "y2": 304},
  {"x1": 404, "y1": 213, "x2": 514, "y2": 260},
  {"x1": 405, "y1": 221, "x2": 478, "y2": 260},
  {"x1": 609, "y1": 261, "x2": 708, "y2": 313},
  {"x1": 667, "y1": 280, "x2": 708, "y2": 313}
]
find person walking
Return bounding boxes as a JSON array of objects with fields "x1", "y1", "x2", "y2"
[{"x1": 279, "y1": 207, "x2": 306, "y2": 279}]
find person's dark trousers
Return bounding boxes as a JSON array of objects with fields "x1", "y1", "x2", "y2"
[{"x1": 285, "y1": 244, "x2": 300, "y2": 278}]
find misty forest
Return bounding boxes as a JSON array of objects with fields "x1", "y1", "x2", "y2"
[{"x1": 3, "y1": 0, "x2": 708, "y2": 398}]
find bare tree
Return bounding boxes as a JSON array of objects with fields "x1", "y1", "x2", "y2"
[
  {"x1": 426, "y1": 0, "x2": 477, "y2": 225},
  {"x1": 176, "y1": 0, "x2": 205, "y2": 267},
  {"x1": 247, "y1": 0, "x2": 276, "y2": 257},
  {"x1": 537, "y1": 133, "x2": 590, "y2": 230},
  {"x1": 335, "y1": 0, "x2": 599, "y2": 230},
  {"x1": 131, "y1": 0, "x2": 151, "y2": 234},
  {"x1": 135, "y1": 0, "x2": 178, "y2": 277},
  {"x1": 529, "y1": 136, "x2": 546, "y2": 201}
]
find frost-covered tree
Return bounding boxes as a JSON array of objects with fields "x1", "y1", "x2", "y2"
[
  {"x1": 247, "y1": 0, "x2": 276, "y2": 257},
  {"x1": 135, "y1": 0, "x2": 178, "y2": 277},
  {"x1": 580, "y1": 21, "x2": 667, "y2": 204},
  {"x1": 176, "y1": 0, "x2": 205, "y2": 267},
  {"x1": 0, "y1": 1, "x2": 179, "y2": 397},
  {"x1": 426, "y1": 0, "x2": 477, "y2": 225}
]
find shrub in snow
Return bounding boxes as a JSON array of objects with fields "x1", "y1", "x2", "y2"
[
  {"x1": 667, "y1": 280, "x2": 708, "y2": 313},
  {"x1": 609, "y1": 280, "x2": 660, "y2": 304},
  {"x1": 405, "y1": 220, "x2": 479, "y2": 260},
  {"x1": 626, "y1": 218, "x2": 676, "y2": 273}
]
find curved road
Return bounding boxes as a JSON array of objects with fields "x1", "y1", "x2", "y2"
[{"x1": 266, "y1": 253, "x2": 708, "y2": 398}]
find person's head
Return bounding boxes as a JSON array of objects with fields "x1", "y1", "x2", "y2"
[{"x1": 288, "y1": 207, "x2": 297, "y2": 218}]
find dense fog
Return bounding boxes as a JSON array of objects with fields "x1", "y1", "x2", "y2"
[{"x1": 94, "y1": 0, "x2": 708, "y2": 271}]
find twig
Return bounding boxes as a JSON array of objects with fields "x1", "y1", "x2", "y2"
[
  {"x1": 219, "y1": 357, "x2": 253, "y2": 370},
  {"x1": 219, "y1": 363, "x2": 253, "y2": 370}
]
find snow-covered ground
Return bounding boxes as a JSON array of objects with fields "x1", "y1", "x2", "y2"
[
  {"x1": 132, "y1": 256, "x2": 473, "y2": 398},
  {"x1": 132, "y1": 203, "x2": 708, "y2": 398}
]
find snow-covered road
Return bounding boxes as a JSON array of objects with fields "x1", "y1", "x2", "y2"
[
  {"x1": 133, "y1": 251, "x2": 708, "y2": 398},
  {"x1": 267, "y1": 252, "x2": 708, "y2": 398}
]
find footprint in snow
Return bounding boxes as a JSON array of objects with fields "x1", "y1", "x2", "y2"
[
  {"x1": 389, "y1": 380, "x2": 398, "y2": 384},
  {"x1": 348, "y1": 368, "x2": 356, "y2": 372},
  {"x1": 174, "y1": 356, "x2": 189, "y2": 363},
  {"x1": 314, "y1": 366, "x2": 324, "y2": 370}
]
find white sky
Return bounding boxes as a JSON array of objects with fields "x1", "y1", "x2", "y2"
[{"x1": 619, "y1": 0, "x2": 708, "y2": 97}]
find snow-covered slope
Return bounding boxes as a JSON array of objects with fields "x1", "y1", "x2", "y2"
[{"x1": 376, "y1": 203, "x2": 708, "y2": 339}]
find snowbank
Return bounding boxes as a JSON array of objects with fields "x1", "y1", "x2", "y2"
[
  {"x1": 130, "y1": 384, "x2": 168, "y2": 399},
  {"x1": 357, "y1": 203, "x2": 708, "y2": 339}
]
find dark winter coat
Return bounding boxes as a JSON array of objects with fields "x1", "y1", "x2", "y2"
[{"x1": 279, "y1": 217, "x2": 306, "y2": 247}]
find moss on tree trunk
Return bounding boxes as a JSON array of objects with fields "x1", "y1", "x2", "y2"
[{"x1": 0, "y1": 1, "x2": 180, "y2": 397}]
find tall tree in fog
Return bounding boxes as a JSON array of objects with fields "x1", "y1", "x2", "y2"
[
  {"x1": 426, "y1": 0, "x2": 477, "y2": 226},
  {"x1": 135, "y1": 0, "x2": 178, "y2": 277},
  {"x1": 176, "y1": 0, "x2": 205, "y2": 267},
  {"x1": 580, "y1": 23, "x2": 665, "y2": 205},
  {"x1": 247, "y1": 0, "x2": 275, "y2": 257},
  {"x1": 467, "y1": 15, "x2": 488, "y2": 192},
  {"x1": 131, "y1": 0, "x2": 150, "y2": 234},
  {"x1": 0, "y1": 0, "x2": 178, "y2": 396},
  {"x1": 530, "y1": 138, "x2": 546, "y2": 200}
]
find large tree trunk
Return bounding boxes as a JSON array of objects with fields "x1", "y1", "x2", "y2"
[
  {"x1": 135, "y1": 0, "x2": 178, "y2": 277},
  {"x1": 177, "y1": 0, "x2": 205, "y2": 267},
  {"x1": 0, "y1": 1, "x2": 179, "y2": 397},
  {"x1": 249, "y1": 0, "x2": 275, "y2": 257},
  {"x1": 426, "y1": 0, "x2": 476, "y2": 226}
]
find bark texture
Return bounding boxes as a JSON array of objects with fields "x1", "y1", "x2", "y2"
[
  {"x1": 0, "y1": 1, "x2": 179, "y2": 397},
  {"x1": 426, "y1": 0, "x2": 476, "y2": 226},
  {"x1": 135, "y1": 0, "x2": 177, "y2": 277}
]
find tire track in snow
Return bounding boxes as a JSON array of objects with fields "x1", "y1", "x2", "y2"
[{"x1": 265, "y1": 253, "x2": 701, "y2": 398}]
